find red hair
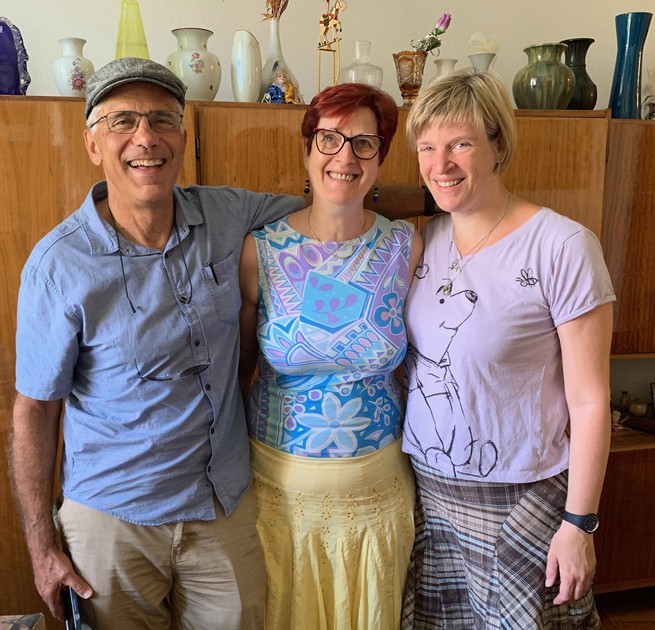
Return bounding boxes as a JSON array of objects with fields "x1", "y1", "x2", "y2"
[{"x1": 301, "y1": 83, "x2": 398, "y2": 164}]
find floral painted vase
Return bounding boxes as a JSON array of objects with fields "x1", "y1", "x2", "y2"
[
  {"x1": 53, "y1": 37, "x2": 94, "y2": 97},
  {"x1": 167, "y1": 27, "x2": 221, "y2": 101},
  {"x1": 513, "y1": 43, "x2": 575, "y2": 109}
]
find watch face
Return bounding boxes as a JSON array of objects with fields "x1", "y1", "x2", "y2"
[{"x1": 583, "y1": 514, "x2": 600, "y2": 533}]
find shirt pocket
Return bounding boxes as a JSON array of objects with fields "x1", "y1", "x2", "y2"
[{"x1": 201, "y1": 251, "x2": 241, "y2": 324}]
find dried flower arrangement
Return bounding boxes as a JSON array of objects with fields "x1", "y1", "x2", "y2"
[{"x1": 262, "y1": 0, "x2": 289, "y2": 20}]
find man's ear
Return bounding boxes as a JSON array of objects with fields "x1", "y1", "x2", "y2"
[{"x1": 84, "y1": 128, "x2": 103, "y2": 167}]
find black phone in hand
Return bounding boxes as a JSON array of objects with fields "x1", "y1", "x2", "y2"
[{"x1": 62, "y1": 586, "x2": 82, "y2": 630}]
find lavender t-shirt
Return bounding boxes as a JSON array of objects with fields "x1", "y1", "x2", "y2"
[{"x1": 402, "y1": 208, "x2": 615, "y2": 482}]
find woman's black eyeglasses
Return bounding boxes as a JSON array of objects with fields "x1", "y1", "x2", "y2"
[{"x1": 312, "y1": 128, "x2": 384, "y2": 160}]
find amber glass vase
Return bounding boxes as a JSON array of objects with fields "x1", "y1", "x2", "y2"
[{"x1": 393, "y1": 50, "x2": 428, "y2": 106}]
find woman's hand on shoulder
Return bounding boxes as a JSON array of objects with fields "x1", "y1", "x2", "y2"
[{"x1": 409, "y1": 229, "x2": 424, "y2": 282}]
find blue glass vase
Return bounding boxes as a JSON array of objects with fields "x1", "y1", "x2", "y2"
[{"x1": 608, "y1": 12, "x2": 652, "y2": 119}]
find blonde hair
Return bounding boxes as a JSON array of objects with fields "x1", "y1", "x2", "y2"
[{"x1": 406, "y1": 69, "x2": 517, "y2": 173}]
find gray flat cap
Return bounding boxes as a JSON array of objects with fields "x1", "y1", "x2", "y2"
[{"x1": 85, "y1": 57, "x2": 186, "y2": 118}]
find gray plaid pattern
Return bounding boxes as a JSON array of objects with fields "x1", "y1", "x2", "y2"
[{"x1": 402, "y1": 461, "x2": 600, "y2": 629}]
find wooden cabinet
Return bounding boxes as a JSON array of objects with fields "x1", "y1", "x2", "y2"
[
  {"x1": 195, "y1": 102, "x2": 420, "y2": 195},
  {"x1": 594, "y1": 428, "x2": 655, "y2": 592},
  {"x1": 602, "y1": 121, "x2": 655, "y2": 355},
  {"x1": 0, "y1": 99, "x2": 653, "y2": 621}
]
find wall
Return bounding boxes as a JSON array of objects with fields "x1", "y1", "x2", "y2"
[{"x1": 4, "y1": 0, "x2": 655, "y2": 107}]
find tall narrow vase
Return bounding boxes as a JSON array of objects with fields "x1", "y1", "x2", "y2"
[
  {"x1": 392, "y1": 50, "x2": 427, "y2": 106},
  {"x1": 115, "y1": 0, "x2": 149, "y2": 59},
  {"x1": 231, "y1": 30, "x2": 262, "y2": 102},
  {"x1": 608, "y1": 12, "x2": 652, "y2": 119},
  {"x1": 512, "y1": 43, "x2": 575, "y2": 109},
  {"x1": 167, "y1": 28, "x2": 221, "y2": 101},
  {"x1": 53, "y1": 37, "x2": 94, "y2": 96},
  {"x1": 261, "y1": 18, "x2": 301, "y2": 102},
  {"x1": 561, "y1": 38, "x2": 597, "y2": 110}
]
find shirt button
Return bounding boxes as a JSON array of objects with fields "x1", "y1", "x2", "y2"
[
  {"x1": 207, "y1": 465, "x2": 212, "y2": 473},
  {"x1": 205, "y1": 384, "x2": 211, "y2": 391},
  {"x1": 210, "y1": 428, "x2": 215, "y2": 434},
  {"x1": 194, "y1": 339, "x2": 200, "y2": 346},
  {"x1": 179, "y1": 295, "x2": 189, "y2": 304},
  {"x1": 164, "y1": 252, "x2": 169, "y2": 258}
]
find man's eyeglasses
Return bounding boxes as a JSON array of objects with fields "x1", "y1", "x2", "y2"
[
  {"x1": 312, "y1": 129, "x2": 384, "y2": 160},
  {"x1": 133, "y1": 358, "x2": 210, "y2": 382},
  {"x1": 89, "y1": 110, "x2": 184, "y2": 135}
]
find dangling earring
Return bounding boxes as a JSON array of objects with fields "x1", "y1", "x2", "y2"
[
  {"x1": 303, "y1": 177, "x2": 310, "y2": 194},
  {"x1": 372, "y1": 185, "x2": 380, "y2": 203}
]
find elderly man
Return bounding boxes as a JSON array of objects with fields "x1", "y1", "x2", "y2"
[{"x1": 9, "y1": 57, "x2": 304, "y2": 629}]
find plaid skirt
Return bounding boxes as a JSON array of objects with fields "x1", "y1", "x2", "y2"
[{"x1": 401, "y1": 459, "x2": 601, "y2": 630}]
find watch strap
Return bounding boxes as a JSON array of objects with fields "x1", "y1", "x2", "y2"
[{"x1": 562, "y1": 510, "x2": 599, "y2": 533}]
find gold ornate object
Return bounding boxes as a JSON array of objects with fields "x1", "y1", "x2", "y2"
[{"x1": 317, "y1": 0, "x2": 347, "y2": 90}]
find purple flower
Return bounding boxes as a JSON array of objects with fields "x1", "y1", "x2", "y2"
[{"x1": 436, "y1": 13, "x2": 452, "y2": 33}]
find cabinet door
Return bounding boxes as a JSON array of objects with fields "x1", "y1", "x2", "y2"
[
  {"x1": 196, "y1": 102, "x2": 307, "y2": 193},
  {"x1": 503, "y1": 111, "x2": 609, "y2": 239},
  {"x1": 602, "y1": 121, "x2": 655, "y2": 355}
]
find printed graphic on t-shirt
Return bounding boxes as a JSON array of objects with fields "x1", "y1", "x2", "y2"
[{"x1": 404, "y1": 262, "x2": 500, "y2": 478}]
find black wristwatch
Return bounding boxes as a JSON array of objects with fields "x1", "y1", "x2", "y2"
[{"x1": 562, "y1": 510, "x2": 600, "y2": 533}]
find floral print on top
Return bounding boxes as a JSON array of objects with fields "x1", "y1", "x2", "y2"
[{"x1": 246, "y1": 214, "x2": 415, "y2": 458}]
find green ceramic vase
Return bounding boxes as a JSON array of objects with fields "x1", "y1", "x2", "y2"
[{"x1": 512, "y1": 43, "x2": 575, "y2": 109}]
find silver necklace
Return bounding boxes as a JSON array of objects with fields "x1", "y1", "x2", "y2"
[
  {"x1": 442, "y1": 193, "x2": 512, "y2": 296},
  {"x1": 307, "y1": 208, "x2": 371, "y2": 260}
]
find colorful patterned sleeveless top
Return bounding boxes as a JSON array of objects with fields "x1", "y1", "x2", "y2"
[{"x1": 246, "y1": 214, "x2": 415, "y2": 458}]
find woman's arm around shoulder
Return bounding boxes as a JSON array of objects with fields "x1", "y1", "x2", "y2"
[
  {"x1": 238, "y1": 234, "x2": 260, "y2": 399},
  {"x1": 408, "y1": 226, "x2": 424, "y2": 282}
]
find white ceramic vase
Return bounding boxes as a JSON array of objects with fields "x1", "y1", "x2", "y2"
[
  {"x1": 339, "y1": 40, "x2": 383, "y2": 87},
  {"x1": 260, "y1": 18, "x2": 301, "y2": 102},
  {"x1": 430, "y1": 58, "x2": 458, "y2": 83},
  {"x1": 231, "y1": 30, "x2": 262, "y2": 102},
  {"x1": 468, "y1": 52, "x2": 496, "y2": 73},
  {"x1": 53, "y1": 37, "x2": 94, "y2": 96},
  {"x1": 166, "y1": 27, "x2": 221, "y2": 101}
]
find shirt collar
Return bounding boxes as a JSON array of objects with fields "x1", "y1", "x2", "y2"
[{"x1": 79, "y1": 182, "x2": 204, "y2": 255}]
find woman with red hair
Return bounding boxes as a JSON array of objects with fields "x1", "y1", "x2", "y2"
[{"x1": 239, "y1": 82, "x2": 423, "y2": 629}]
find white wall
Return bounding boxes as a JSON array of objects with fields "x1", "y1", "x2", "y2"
[{"x1": 5, "y1": 0, "x2": 655, "y2": 107}]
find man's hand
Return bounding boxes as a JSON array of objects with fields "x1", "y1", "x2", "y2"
[
  {"x1": 33, "y1": 546, "x2": 93, "y2": 621},
  {"x1": 545, "y1": 521, "x2": 596, "y2": 605}
]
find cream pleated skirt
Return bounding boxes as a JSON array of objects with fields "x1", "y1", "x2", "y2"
[{"x1": 250, "y1": 438, "x2": 415, "y2": 630}]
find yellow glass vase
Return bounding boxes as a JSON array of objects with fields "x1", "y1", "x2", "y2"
[{"x1": 115, "y1": 0, "x2": 149, "y2": 59}]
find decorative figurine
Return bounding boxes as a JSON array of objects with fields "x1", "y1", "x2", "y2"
[
  {"x1": 317, "y1": 0, "x2": 347, "y2": 90},
  {"x1": 0, "y1": 17, "x2": 30, "y2": 95},
  {"x1": 262, "y1": 60, "x2": 302, "y2": 104}
]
